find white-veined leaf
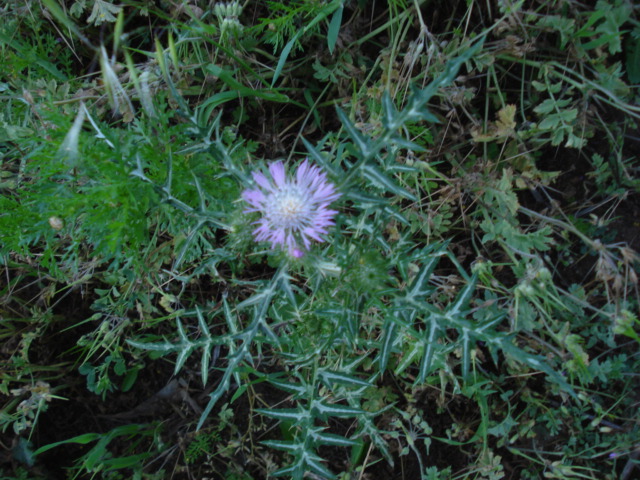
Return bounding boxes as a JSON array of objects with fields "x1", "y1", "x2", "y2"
[
  {"x1": 311, "y1": 400, "x2": 363, "y2": 418},
  {"x1": 312, "y1": 431, "x2": 358, "y2": 447},
  {"x1": 256, "y1": 408, "x2": 306, "y2": 421},
  {"x1": 336, "y1": 108, "x2": 371, "y2": 157},
  {"x1": 261, "y1": 440, "x2": 299, "y2": 452},
  {"x1": 318, "y1": 370, "x2": 372, "y2": 388},
  {"x1": 361, "y1": 164, "x2": 417, "y2": 200}
]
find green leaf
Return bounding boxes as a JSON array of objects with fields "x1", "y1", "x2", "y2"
[
  {"x1": 103, "y1": 453, "x2": 152, "y2": 470},
  {"x1": 126, "y1": 339, "x2": 176, "y2": 353},
  {"x1": 87, "y1": 0, "x2": 121, "y2": 25},
  {"x1": 337, "y1": 108, "x2": 371, "y2": 157},
  {"x1": 378, "y1": 315, "x2": 399, "y2": 373},
  {"x1": 395, "y1": 340, "x2": 424, "y2": 376},
  {"x1": 327, "y1": 3, "x2": 343, "y2": 55},
  {"x1": 0, "y1": 122, "x2": 34, "y2": 143},
  {"x1": 256, "y1": 408, "x2": 305, "y2": 421},
  {"x1": 312, "y1": 400, "x2": 363, "y2": 418},
  {"x1": 531, "y1": 80, "x2": 547, "y2": 92},
  {"x1": 318, "y1": 370, "x2": 372, "y2": 388},
  {"x1": 417, "y1": 317, "x2": 443, "y2": 383},
  {"x1": 408, "y1": 35, "x2": 485, "y2": 110},
  {"x1": 459, "y1": 327, "x2": 473, "y2": 381},
  {"x1": 481, "y1": 219, "x2": 553, "y2": 253},
  {"x1": 197, "y1": 307, "x2": 213, "y2": 386},
  {"x1": 270, "y1": 464, "x2": 300, "y2": 477},
  {"x1": 551, "y1": 128, "x2": 565, "y2": 146},
  {"x1": 197, "y1": 91, "x2": 240, "y2": 112},
  {"x1": 269, "y1": 379, "x2": 308, "y2": 395},
  {"x1": 344, "y1": 189, "x2": 392, "y2": 207},
  {"x1": 301, "y1": 137, "x2": 333, "y2": 172},
  {"x1": 389, "y1": 135, "x2": 427, "y2": 152},
  {"x1": 34, "y1": 433, "x2": 101, "y2": 456},
  {"x1": 12, "y1": 438, "x2": 35, "y2": 467},
  {"x1": 559, "y1": 108, "x2": 578, "y2": 122},
  {"x1": 272, "y1": 35, "x2": 299, "y2": 86},
  {"x1": 626, "y1": 33, "x2": 640, "y2": 83},
  {"x1": 382, "y1": 91, "x2": 399, "y2": 129},
  {"x1": 313, "y1": 431, "x2": 358, "y2": 447},
  {"x1": 361, "y1": 164, "x2": 417, "y2": 200},
  {"x1": 261, "y1": 440, "x2": 299, "y2": 452},
  {"x1": 536, "y1": 15, "x2": 575, "y2": 49},
  {"x1": 533, "y1": 98, "x2": 558, "y2": 115},
  {"x1": 487, "y1": 415, "x2": 519, "y2": 437},
  {"x1": 0, "y1": 29, "x2": 67, "y2": 82},
  {"x1": 446, "y1": 274, "x2": 477, "y2": 318},
  {"x1": 538, "y1": 114, "x2": 561, "y2": 130},
  {"x1": 120, "y1": 367, "x2": 139, "y2": 392},
  {"x1": 401, "y1": 244, "x2": 446, "y2": 306},
  {"x1": 306, "y1": 455, "x2": 337, "y2": 479},
  {"x1": 496, "y1": 338, "x2": 578, "y2": 400},
  {"x1": 203, "y1": 64, "x2": 289, "y2": 104}
]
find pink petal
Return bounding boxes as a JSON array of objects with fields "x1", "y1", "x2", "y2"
[
  {"x1": 269, "y1": 161, "x2": 286, "y2": 188},
  {"x1": 253, "y1": 171, "x2": 273, "y2": 191}
]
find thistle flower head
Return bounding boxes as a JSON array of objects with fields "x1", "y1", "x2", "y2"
[{"x1": 242, "y1": 159, "x2": 340, "y2": 256}]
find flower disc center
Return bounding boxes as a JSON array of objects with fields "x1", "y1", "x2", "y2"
[{"x1": 268, "y1": 187, "x2": 309, "y2": 228}]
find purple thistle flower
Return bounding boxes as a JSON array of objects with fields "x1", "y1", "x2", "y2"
[{"x1": 242, "y1": 159, "x2": 340, "y2": 256}]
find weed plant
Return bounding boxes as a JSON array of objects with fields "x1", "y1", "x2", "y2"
[{"x1": 1, "y1": 0, "x2": 639, "y2": 479}]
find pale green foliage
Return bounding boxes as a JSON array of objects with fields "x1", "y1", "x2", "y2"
[
  {"x1": 532, "y1": 77, "x2": 586, "y2": 148},
  {"x1": 479, "y1": 169, "x2": 553, "y2": 254},
  {"x1": 70, "y1": 0, "x2": 122, "y2": 25},
  {"x1": 214, "y1": 1, "x2": 244, "y2": 43},
  {"x1": 255, "y1": 1, "x2": 328, "y2": 52},
  {"x1": 87, "y1": 0, "x2": 121, "y2": 25}
]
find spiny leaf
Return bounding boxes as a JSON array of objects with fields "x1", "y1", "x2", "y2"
[
  {"x1": 401, "y1": 244, "x2": 447, "y2": 305},
  {"x1": 379, "y1": 314, "x2": 399, "y2": 373},
  {"x1": 311, "y1": 400, "x2": 363, "y2": 418},
  {"x1": 256, "y1": 408, "x2": 306, "y2": 421},
  {"x1": 417, "y1": 316, "x2": 443, "y2": 383},
  {"x1": 261, "y1": 440, "x2": 299, "y2": 452},
  {"x1": 446, "y1": 274, "x2": 477, "y2": 318},
  {"x1": 305, "y1": 455, "x2": 336, "y2": 479},
  {"x1": 318, "y1": 370, "x2": 372, "y2": 388},
  {"x1": 312, "y1": 431, "x2": 358, "y2": 447},
  {"x1": 382, "y1": 91, "x2": 399, "y2": 129},
  {"x1": 496, "y1": 338, "x2": 578, "y2": 400},
  {"x1": 337, "y1": 108, "x2": 371, "y2": 158},
  {"x1": 361, "y1": 164, "x2": 417, "y2": 200},
  {"x1": 126, "y1": 339, "x2": 176, "y2": 352}
]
